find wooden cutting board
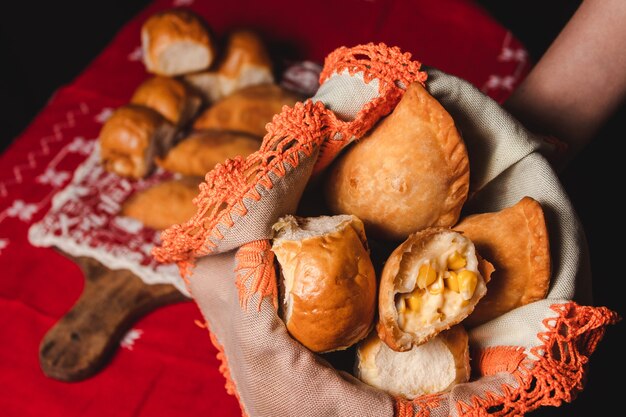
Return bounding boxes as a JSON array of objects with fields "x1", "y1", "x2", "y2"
[{"x1": 39, "y1": 253, "x2": 188, "y2": 382}]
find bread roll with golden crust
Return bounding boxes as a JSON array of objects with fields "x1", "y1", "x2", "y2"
[
  {"x1": 130, "y1": 76, "x2": 201, "y2": 126},
  {"x1": 192, "y1": 84, "x2": 301, "y2": 137},
  {"x1": 271, "y1": 215, "x2": 377, "y2": 353},
  {"x1": 356, "y1": 326, "x2": 470, "y2": 399},
  {"x1": 99, "y1": 105, "x2": 176, "y2": 179},
  {"x1": 454, "y1": 197, "x2": 551, "y2": 327},
  {"x1": 141, "y1": 9, "x2": 215, "y2": 76},
  {"x1": 377, "y1": 228, "x2": 493, "y2": 351},
  {"x1": 121, "y1": 177, "x2": 201, "y2": 230},
  {"x1": 184, "y1": 29, "x2": 274, "y2": 103},
  {"x1": 156, "y1": 130, "x2": 261, "y2": 177},
  {"x1": 325, "y1": 81, "x2": 470, "y2": 240}
]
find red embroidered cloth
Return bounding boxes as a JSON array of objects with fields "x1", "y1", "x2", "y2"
[{"x1": 0, "y1": 1, "x2": 529, "y2": 415}]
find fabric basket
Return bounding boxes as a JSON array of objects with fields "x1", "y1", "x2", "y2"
[{"x1": 153, "y1": 43, "x2": 618, "y2": 417}]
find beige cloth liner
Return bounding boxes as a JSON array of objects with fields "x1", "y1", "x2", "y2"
[{"x1": 188, "y1": 67, "x2": 591, "y2": 416}]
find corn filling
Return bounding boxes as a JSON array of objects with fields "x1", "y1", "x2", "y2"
[{"x1": 397, "y1": 248, "x2": 479, "y2": 332}]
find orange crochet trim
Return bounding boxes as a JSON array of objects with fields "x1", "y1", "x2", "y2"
[
  {"x1": 208, "y1": 328, "x2": 249, "y2": 417},
  {"x1": 393, "y1": 303, "x2": 618, "y2": 417},
  {"x1": 153, "y1": 100, "x2": 326, "y2": 275},
  {"x1": 153, "y1": 43, "x2": 427, "y2": 277},
  {"x1": 314, "y1": 43, "x2": 427, "y2": 174},
  {"x1": 454, "y1": 303, "x2": 619, "y2": 417},
  {"x1": 395, "y1": 393, "x2": 443, "y2": 417},
  {"x1": 234, "y1": 239, "x2": 278, "y2": 311},
  {"x1": 474, "y1": 346, "x2": 526, "y2": 375}
]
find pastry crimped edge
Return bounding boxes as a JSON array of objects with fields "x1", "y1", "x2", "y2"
[
  {"x1": 417, "y1": 83, "x2": 471, "y2": 230},
  {"x1": 457, "y1": 197, "x2": 551, "y2": 327},
  {"x1": 324, "y1": 81, "x2": 470, "y2": 240}
]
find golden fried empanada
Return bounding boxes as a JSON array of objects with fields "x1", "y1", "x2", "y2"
[
  {"x1": 454, "y1": 197, "x2": 551, "y2": 327},
  {"x1": 121, "y1": 177, "x2": 201, "y2": 230},
  {"x1": 192, "y1": 84, "x2": 302, "y2": 137},
  {"x1": 325, "y1": 82, "x2": 470, "y2": 240},
  {"x1": 377, "y1": 228, "x2": 492, "y2": 351},
  {"x1": 157, "y1": 130, "x2": 261, "y2": 177}
]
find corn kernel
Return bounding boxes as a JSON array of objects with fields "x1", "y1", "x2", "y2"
[
  {"x1": 397, "y1": 298, "x2": 406, "y2": 313},
  {"x1": 445, "y1": 271, "x2": 460, "y2": 292},
  {"x1": 417, "y1": 263, "x2": 437, "y2": 289},
  {"x1": 447, "y1": 251, "x2": 467, "y2": 270},
  {"x1": 407, "y1": 293, "x2": 421, "y2": 310},
  {"x1": 429, "y1": 275, "x2": 445, "y2": 295},
  {"x1": 458, "y1": 270, "x2": 478, "y2": 300}
]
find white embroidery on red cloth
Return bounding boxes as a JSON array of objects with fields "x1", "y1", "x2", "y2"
[
  {"x1": 67, "y1": 136, "x2": 96, "y2": 155},
  {"x1": 0, "y1": 238, "x2": 8, "y2": 255},
  {"x1": 172, "y1": 0, "x2": 194, "y2": 6},
  {"x1": 6, "y1": 200, "x2": 38, "y2": 222},
  {"x1": 120, "y1": 328, "x2": 144, "y2": 350},
  {"x1": 28, "y1": 146, "x2": 189, "y2": 295},
  {"x1": 127, "y1": 47, "x2": 143, "y2": 63},
  {"x1": 481, "y1": 31, "x2": 529, "y2": 93},
  {"x1": 95, "y1": 108, "x2": 115, "y2": 124},
  {"x1": 484, "y1": 74, "x2": 516, "y2": 91},
  {"x1": 0, "y1": 103, "x2": 89, "y2": 199},
  {"x1": 36, "y1": 168, "x2": 71, "y2": 187}
]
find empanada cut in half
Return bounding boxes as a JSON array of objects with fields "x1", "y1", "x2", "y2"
[
  {"x1": 356, "y1": 325, "x2": 470, "y2": 399},
  {"x1": 377, "y1": 228, "x2": 493, "y2": 351},
  {"x1": 454, "y1": 197, "x2": 551, "y2": 327},
  {"x1": 325, "y1": 81, "x2": 469, "y2": 240}
]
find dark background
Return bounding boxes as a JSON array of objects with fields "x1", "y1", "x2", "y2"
[{"x1": 0, "y1": 1, "x2": 622, "y2": 415}]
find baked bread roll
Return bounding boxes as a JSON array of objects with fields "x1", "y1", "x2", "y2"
[
  {"x1": 193, "y1": 84, "x2": 301, "y2": 137},
  {"x1": 454, "y1": 197, "x2": 551, "y2": 327},
  {"x1": 141, "y1": 9, "x2": 215, "y2": 76},
  {"x1": 271, "y1": 215, "x2": 377, "y2": 353},
  {"x1": 377, "y1": 227, "x2": 492, "y2": 351},
  {"x1": 130, "y1": 76, "x2": 201, "y2": 126},
  {"x1": 99, "y1": 105, "x2": 176, "y2": 179},
  {"x1": 156, "y1": 130, "x2": 261, "y2": 177},
  {"x1": 356, "y1": 326, "x2": 470, "y2": 399},
  {"x1": 121, "y1": 177, "x2": 201, "y2": 230},
  {"x1": 184, "y1": 29, "x2": 274, "y2": 103},
  {"x1": 325, "y1": 81, "x2": 470, "y2": 240}
]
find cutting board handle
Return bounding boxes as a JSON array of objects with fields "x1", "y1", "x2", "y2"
[{"x1": 39, "y1": 255, "x2": 188, "y2": 382}]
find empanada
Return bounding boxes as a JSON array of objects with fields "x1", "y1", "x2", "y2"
[
  {"x1": 121, "y1": 177, "x2": 201, "y2": 230},
  {"x1": 454, "y1": 197, "x2": 551, "y2": 327},
  {"x1": 192, "y1": 84, "x2": 302, "y2": 137},
  {"x1": 377, "y1": 228, "x2": 492, "y2": 351},
  {"x1": 325, "y1": 81, "x2": 470, "y2": 240},
  {"x1": 157, "y1": 130, "x2": 261, "y2": 177}
]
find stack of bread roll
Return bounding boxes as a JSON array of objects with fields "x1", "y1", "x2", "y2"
[
  {"x1": 270, "y1": 81, "x2": 552, "y2": 399},
  {"x1": 97, "y1": 8, "x2": 303, "y2": 231}
]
